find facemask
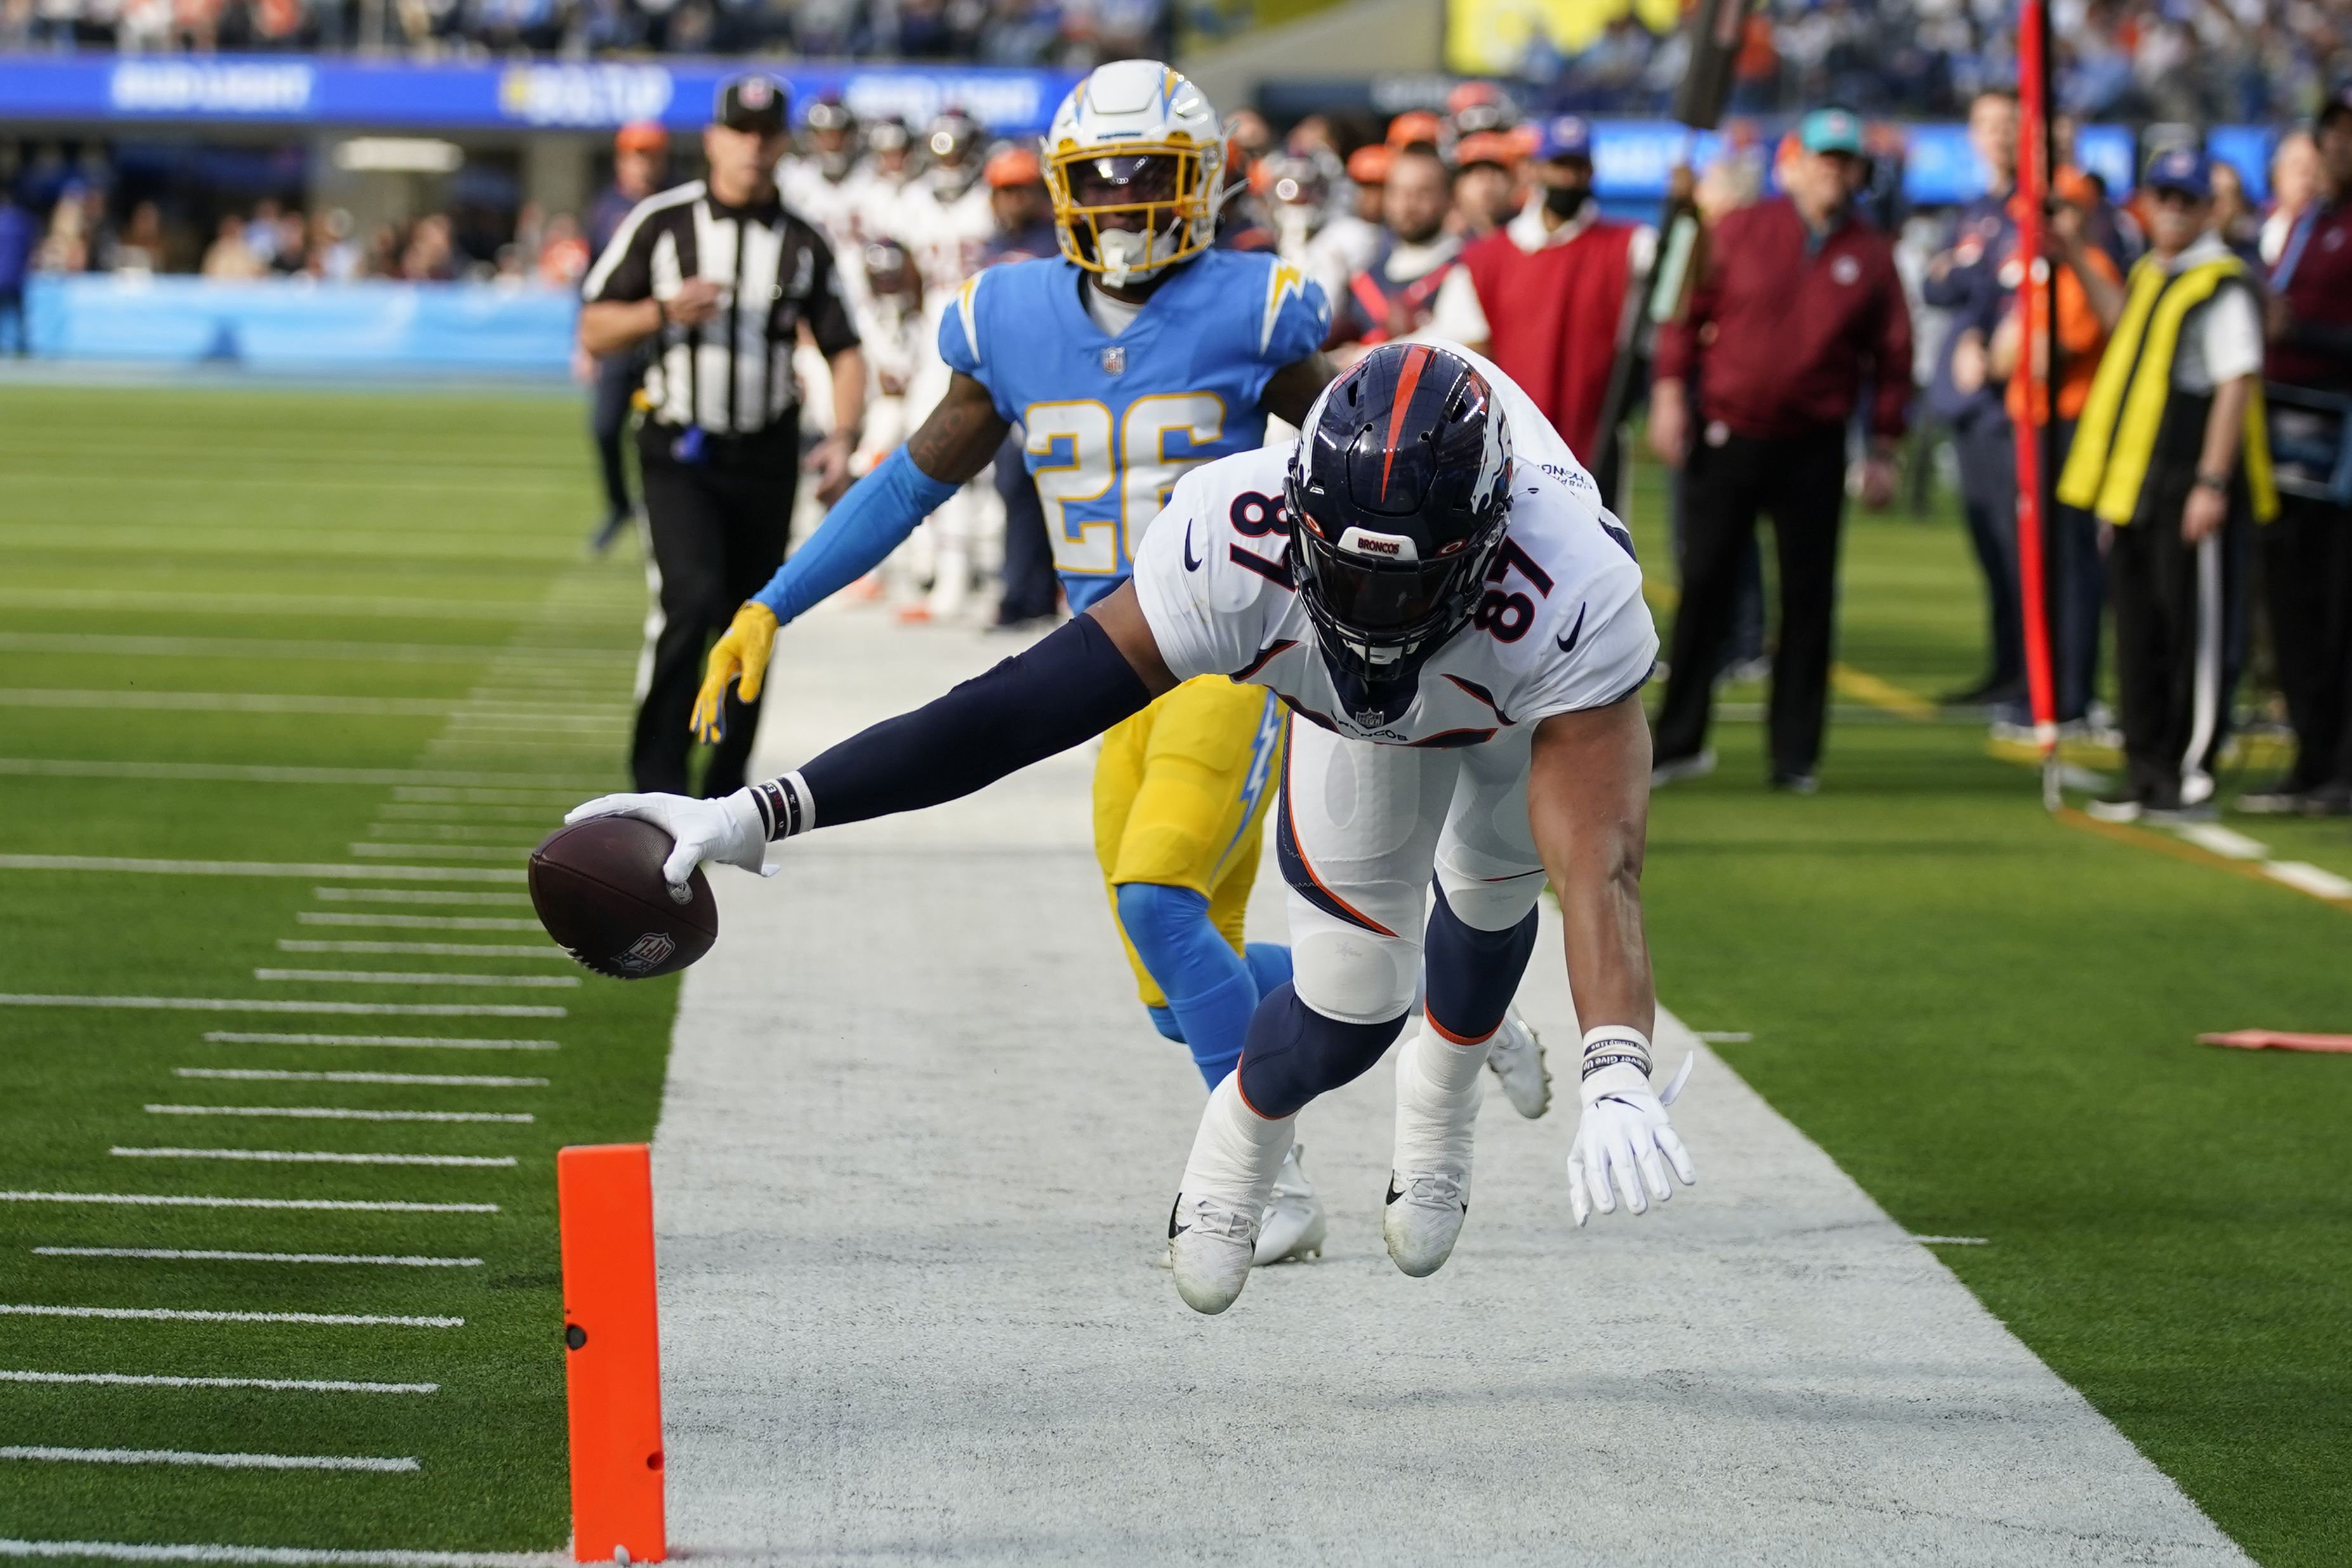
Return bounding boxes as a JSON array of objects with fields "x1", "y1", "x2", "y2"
[
  {"x1": 1543, "y1": 183, "x2": 1592, "y2": 221},
  {"x1": 1095, "y1": 225, "x2": 1179, "y2": 289}
]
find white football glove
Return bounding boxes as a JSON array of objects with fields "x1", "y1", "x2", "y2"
[
  {"x1": 564, "y1": 787, "x2": 774, "y2": 888},
  {"x1": 1566, "y1": 1027, "x2": 1696, "y2": 1227}
]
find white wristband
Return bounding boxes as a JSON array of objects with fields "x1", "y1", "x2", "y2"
[
  {"x1": 746, "y1": 772, "x2": 816, "y2": 841},
  {"x1": 1578, "y1": 1025, "x2": 1655, "y2": 1101}
]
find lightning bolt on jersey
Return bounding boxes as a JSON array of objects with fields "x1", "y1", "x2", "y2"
[
  {"x1": 1132, "y1": 355, "x2": 1657, "y2": 748},
  {"x1": 938, "y1": 249, "x2": 1331, "y2": 612}
]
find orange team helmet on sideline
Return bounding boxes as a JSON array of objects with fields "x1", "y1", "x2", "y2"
[
  {"x1": 1347, "y1": 143, "x2": 1393, "y2": 186},
  {"x1": 614, "y1": 121, "x2": 667, "y2": 153},
  {"x1": 1386, "y1": 111, "x2": 1443, "y2": 150}
]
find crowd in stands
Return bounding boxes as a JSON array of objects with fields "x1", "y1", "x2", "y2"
[{"x1": 0, "y1": 0, "x2": 1170, "y2": 65}]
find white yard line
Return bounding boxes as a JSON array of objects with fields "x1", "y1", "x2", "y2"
[
  {"x1": 2263, "y1": 859, "x2": 2352, "y2": 900},
  {"x1": 201, "y1": 1032, "x2": 558, "y2": 1050},
  {"x1": 296, "y1": 914, "x2": 543, "y2": 932},
  {"x1": 0, "y1": 1371, "x2": 436, "y2": 1394},
  {"x1": 0, "y1": 760, "x2": 600, "y2": 792},
  {"x1": 1, "y1": 1192, "x2": 496, "y2": 1214},
  {"x1": 111, "y1": 1149, "x2": 519, "y2": 1169},
  {"x1": 0, "y1": 633, "x2": 626, "y2": 668},
  {"x1": 0, "y1": 1305, "x2": 459, "y2": 1328},
  {"x1": 35, "y1": 1248, "x2": 482, "y2": 1267},
  {"x1": 145, "y1": 1105, "x2": 534, "y2": 1124},
  {"x1": 348, "y1": 845, "x2": 534, "y2": 862},
  {"x1": 0, "y1": 996, "x2": 563, "y2": 1018},
  {"x1": 373, "y1": 807, "x2": 559, "y2": 825},
  {"x1": 0, "y1": 1447, "x2": 415, "y2": 1473},
  {"x1": 0, "y1": 588, "x2": 545, "y2": 618},
  {"x1": 2175, "y1": 824, "x2": 2268, "y2": 860},
  {"x1": 175, "y1": 1069, "x2": 547, "y2": 1086},
  {"x1": 0, "y1": 691, "x2": 457, "y2": 717},
  {"x1": 0, "y1": 1538, "x2": 567, "y2": 1566},
  {"x1": 312, "y1": 888, "x2": 531, "y2": 906},
  {"x1": 362, "y1": 824, "x2": 548, "y2": 842},
  {"x1": 252, "y1": 970, "x2": 578, "y2": 989},
  {"x1": 277, "y1": 941, "x2": 558, "y2": 959},
  {"x1": 0, "y1": 857, "x2": 522, "y2": 883}
]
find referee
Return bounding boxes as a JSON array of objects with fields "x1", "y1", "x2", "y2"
[{"x1": 579, "y1": 74, "x2": 866, "y2": 798}]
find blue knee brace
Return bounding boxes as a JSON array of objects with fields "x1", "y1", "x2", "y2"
[
  {"x1": 1117, "y1": 883, "x2": 1255, "y2": 1088},
  {"x1": 1422, "y1": 882, "x2": 1538, "y2": 1044},
  {"x1": 1235, "y1": 983, "x2": 1409, "y2": 1119}
]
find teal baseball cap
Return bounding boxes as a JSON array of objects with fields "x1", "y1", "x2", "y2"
[{"x1": 1798, "y1": 107, "x2": 1865, "y2": 156}]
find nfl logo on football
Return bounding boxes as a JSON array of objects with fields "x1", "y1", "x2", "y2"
[{"x1": 618, "y1": 930, "x2": 678, "y2": 973}]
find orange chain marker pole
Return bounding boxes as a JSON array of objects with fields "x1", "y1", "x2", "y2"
[{"x1": 558, "y1": 1143, "x2": 666, "y2": 1562}]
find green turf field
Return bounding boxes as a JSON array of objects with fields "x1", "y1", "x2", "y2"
[
  {"x1": 1622, "y1": 463, "x2": 2352, "y2": 1568},
  {"x1": 0, "y1": 386, "x2": 674, "y2": 1555},
  {"x1": 3, "y1": 386, "x2": 2347, "y2": 1564}
]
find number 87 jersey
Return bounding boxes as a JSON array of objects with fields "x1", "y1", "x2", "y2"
[{"x1": 938, "y1": 247, "x2": 1330, "y2": 612}]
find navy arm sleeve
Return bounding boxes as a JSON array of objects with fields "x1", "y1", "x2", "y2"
[{"x1": 753, "y1": 613, "x2": 1150, "y2": 837}]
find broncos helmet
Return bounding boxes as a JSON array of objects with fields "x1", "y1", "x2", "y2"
[{"x1": 1285, "y1": 343, "x2": 1513, "y2": 698}]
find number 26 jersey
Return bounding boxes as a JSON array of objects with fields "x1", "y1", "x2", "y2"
[
  {"x1": 938, "y1": 249, "x2": 1330, "y2": 612},
  {"x1": 1131, "y1": 369, "x2": 1658, "y2": 750}
]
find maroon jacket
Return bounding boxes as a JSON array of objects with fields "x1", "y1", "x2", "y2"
[
  {"x1": 2268, "y1": 195, "x2": 2352, "y2": 393},
  {"x1": 1653, "y1": 197, "x2": 1913, "y2": 442}
]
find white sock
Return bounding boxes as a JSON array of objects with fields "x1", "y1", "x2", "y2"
[
  {"x1": 1394, "y1": 1025, "x2": 1485, "y2": 1174},
  {"x1": 1408, "y1": 1025, "x2": 1491, "y2": 1096},
  {"x1": 1182, "y1": 1073, "x2": 1295, "y2": 1211}
]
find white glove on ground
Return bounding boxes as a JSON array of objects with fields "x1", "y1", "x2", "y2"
[
  {"x1": 1566, "y1": 1027, "x2": 1696, "y2": 1226},
  {"x1": 564, "y1": 788, "x2": 773, "y2": 888}
]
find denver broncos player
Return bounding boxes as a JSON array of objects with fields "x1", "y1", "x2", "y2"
[
  {"x1": 688, "y1": 62, "x2": 1545, "y2": 1265},
  {"x1": 571, "y1": 343, "x2": 1692, "y2": 1316}
]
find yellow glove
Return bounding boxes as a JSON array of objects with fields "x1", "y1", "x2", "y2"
[{"x1": 689, "y1": 601, "x2": 778, "y2": 744}]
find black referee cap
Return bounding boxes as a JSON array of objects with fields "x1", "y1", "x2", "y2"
[{"x1": 714, "y1": 74, "x2": 788, "y2": 136}]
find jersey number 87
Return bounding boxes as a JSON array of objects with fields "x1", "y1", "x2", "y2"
[{"x1": 1025, "y1": 392, "x2": 1227, "y2": 576}]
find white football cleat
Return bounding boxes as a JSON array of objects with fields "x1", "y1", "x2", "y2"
[
  {"x1": 1167, "y1": 1192, "x2": 1259, "y2": 1314},
  {"x1": 1385, "y1": 1028, "x2": 1486, "y2": 1278},
  {"x1": 1254, "y1": 1140, "x2": 1326, "y2": 1265},
  {"x1": 1485, "y1": 1004, "x2": 1551, "y2": 1119}
]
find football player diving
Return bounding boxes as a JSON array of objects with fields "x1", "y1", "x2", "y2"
[
  {"x1": 686, "y1": 61, "x2": 1550, "y2": 1268},
  {"x1": 576, "y1": 342, "x2": 1698, "y2": 1315}
]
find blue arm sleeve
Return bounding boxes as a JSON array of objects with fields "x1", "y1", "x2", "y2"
[
  {"x1": 750, "y1": 445, "x2": 961, "y2": 626},
  {"x1": 794, "y1": 612, "x2": 1150, "y2": 829}
]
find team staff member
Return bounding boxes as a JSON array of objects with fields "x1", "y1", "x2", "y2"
[
  {"x1": 1648, "y1": 107, "x2": 1913, "y2": 793},
  {"x1": 580, "y1": 74, "x2": 866, "y2": 798},
  {"x1": 2060, "y1": 149, "x2": 2276, "y2": 824},
  {"x1": 2246, "y1": 96, "x2": 2352, "y2": 817},
  {"x1": 583, "y1": 120, "x2": 668, "y2": 555},
  {"x1": 1440, "y1": 115, "x2": 1653, "y2": 485},
  {"x1": 1327, "y1": 143, "x2": 1461, "y2": 358}
]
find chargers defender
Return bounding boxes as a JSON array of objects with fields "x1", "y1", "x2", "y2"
[
  {"x1": 689, "y1": 63, "x2": 1549, "y2": 1266},
  {"x1": 578, "y1": 344, "x2": 1695, "y2": 1314}
]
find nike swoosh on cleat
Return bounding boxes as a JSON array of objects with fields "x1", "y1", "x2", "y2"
[{"x1": 1385, "y1": 1181, "x2": 1403, "y2": 1206}]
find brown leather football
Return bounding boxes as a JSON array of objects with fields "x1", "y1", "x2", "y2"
[{"x1": 528, "y1": 816, "x2": 718, "y2": 980}]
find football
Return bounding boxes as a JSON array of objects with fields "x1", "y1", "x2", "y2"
[{"x1": 528, "y1": 816, "x2": 718, "y2": 980}]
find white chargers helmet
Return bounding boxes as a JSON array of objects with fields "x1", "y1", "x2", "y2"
[{"x1": 1043, "y1": 60, "x2": 1229, "y2": 289}]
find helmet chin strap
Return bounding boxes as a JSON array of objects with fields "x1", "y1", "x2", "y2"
[{"x1": 1095, "y1": 222, "x2": 1181, "y2": 291}]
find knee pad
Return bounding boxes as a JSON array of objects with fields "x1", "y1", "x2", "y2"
[
  {"x1": 1422, "y1": 883, "x2": 1538, "y2": 1044},
  {"x1": 1291, "y1": 927, "x2": 1418, "y2": 1025},
  {"x1": 1236, "y1": 983, "x2": 1410, "y2": 1119}
]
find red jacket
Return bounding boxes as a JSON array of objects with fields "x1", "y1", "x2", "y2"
[
  {"x1": 2268, "y1": 196, "x2": 2352, "y2": 393},
  {"x1": 1462, "y1": 218, "x2": 1635, "y2": 465},
  {"x1": 1653, "y1": 197, "x2": 1913, "y2": 441}
]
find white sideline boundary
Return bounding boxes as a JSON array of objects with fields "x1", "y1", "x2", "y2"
[
  {"x1": 0, "y1": 1305, "x2": 460, "y2": 1328},
  {"x1": 0, "y1": 1371, "x2": 437, "y2": 1394},
  {"x1": 1, "y1": 1192, "x2": 496, "y2": 1213},
  {"x1": 0, "y1": 1447, "x2": 417, "y2": 1472},
  {"x1": 110, "y1": 1149, "x2": 519, "y2": 1168},
  {"x1": 0, "y1": 1540, "x2": 566, "y2": 1567},
  {"x1": 201, "y1": 1033, "x2": 559, "y2": 1050},
  {"x1": 34, "y1": 1248, "x2": 484, "y2": 1267},
  {"x1": 0, "y1": 997, "x2": 564, "y2": 1018}
]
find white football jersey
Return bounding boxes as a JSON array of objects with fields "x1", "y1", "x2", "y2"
[{"x1": 1131, "y1": 359, "x2": 1655, "y2": 748}]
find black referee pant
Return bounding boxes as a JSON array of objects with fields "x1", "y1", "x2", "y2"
[
  {"x1": 1655, "y1": 425, "x2": 1847, "y2": 782},
  {"x1": 2261, "y1": 491, "x2": 2352, "y2": 794},
  {"x1": 1952, "y1": 409, "x2": 2025, "y2": 699},
  {"x1": 633, "y1": 423, "x2": 798, "y2": 798},
  {"x1": 2108, "y1": 396, "x2": 2250, "y2": 808}
]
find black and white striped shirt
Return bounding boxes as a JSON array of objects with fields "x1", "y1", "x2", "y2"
[{"x1": 582, "y1": 180, "x2": 860, "y2": 435}]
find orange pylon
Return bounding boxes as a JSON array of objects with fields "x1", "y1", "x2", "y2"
[{"x1": 558, "y1": 1143, "x2": 666, "y2": 1562}]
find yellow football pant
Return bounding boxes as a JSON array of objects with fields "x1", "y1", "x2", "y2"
[{"x1": 1093, "y1": 674, "x2": 1286, "y2": 1009}]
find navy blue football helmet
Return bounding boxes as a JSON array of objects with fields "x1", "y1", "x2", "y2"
[{"x1": 1284, "y1": 343, "x2": 1514, "y2": 694}]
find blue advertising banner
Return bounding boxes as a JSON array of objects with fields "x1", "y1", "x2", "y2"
[
  {"x1": 26, "y1": 275, "x2": 577, "y2": 374},
  {"x1": 1584, "y1": 117, "x2": 2155, "y2": 204},
  {"x1": 0, "y1": 54, "x2": 1083, "y2": 135}
]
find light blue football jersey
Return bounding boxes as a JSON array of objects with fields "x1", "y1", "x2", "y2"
[{"x1": 938, "y1": 249, "x2": 1330, "y2": 612}]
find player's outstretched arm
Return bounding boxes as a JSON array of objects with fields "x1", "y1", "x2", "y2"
[
  {"x1": 1528, "y1": 693, "x2": 1698, "y2": 1225},
  {"x1": 588, "y1": 582, "x2": 1179, "y2": 885},
  {"x1": 688, "y1": 372, "x2": 1014, "y2": 742}
]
